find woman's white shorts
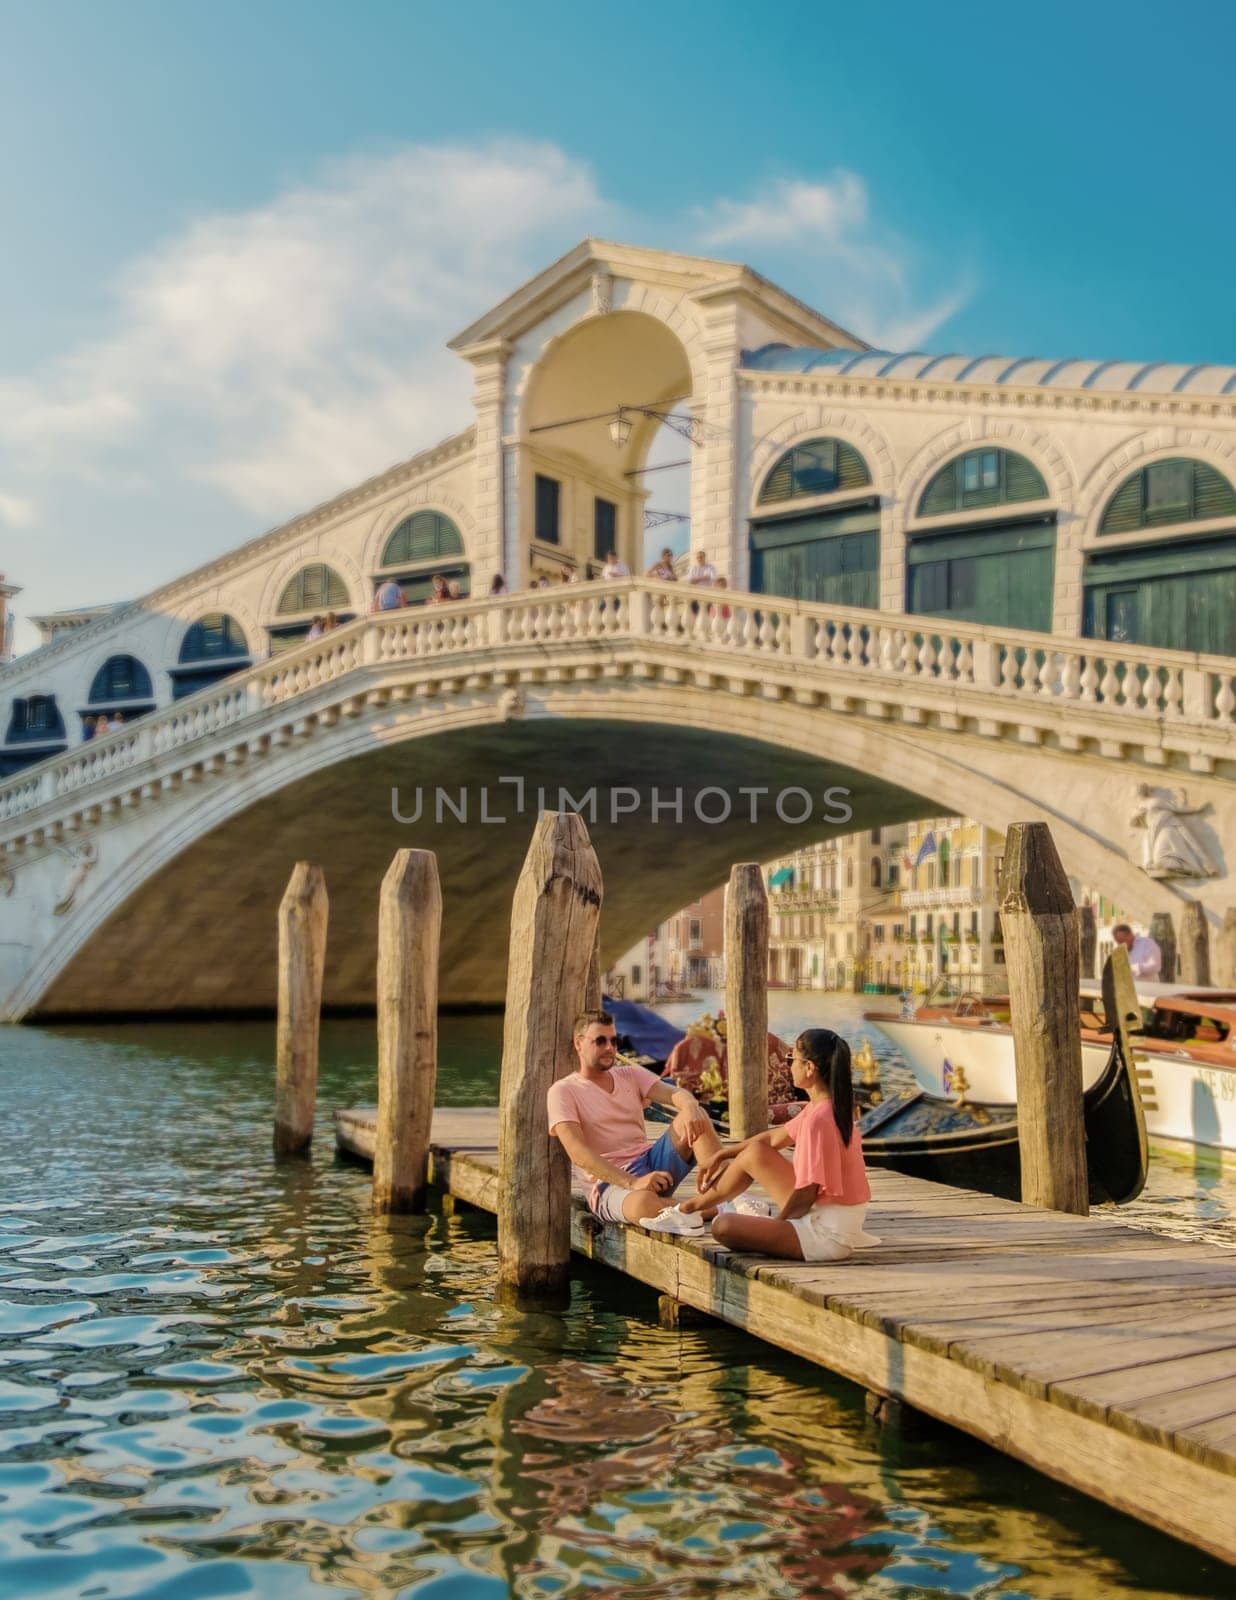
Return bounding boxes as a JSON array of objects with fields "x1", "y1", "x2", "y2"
[{"x1": 789, "y1": 1202, "x2": 881, "y2": 1263}]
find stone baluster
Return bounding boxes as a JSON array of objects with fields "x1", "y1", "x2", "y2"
[{"x1": 1215, "y1": 673, "x2": 1236, "y2": 723}]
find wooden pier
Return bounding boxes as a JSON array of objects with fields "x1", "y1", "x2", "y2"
[{"x1": 336, "y1": 1105, "x2": 1236, "y2": 1567}]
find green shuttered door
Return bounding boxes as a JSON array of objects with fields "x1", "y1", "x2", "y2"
[
  {"x1": 749, "y1": 505, "x2": 879, "y2": 608},
  {"x1": 907, "y1": 518, "x2": 1056, "y2": 633},
  {"x1": 1083, "y1": 536, "x2": 1236, "y2": 657}
]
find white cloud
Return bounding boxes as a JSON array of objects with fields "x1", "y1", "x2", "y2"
[
  {"x1": 697, "y1": 172, "x2": 869, "y2": 248},
  {"x1": 692, "y1": 169, "x2": 971, "y2": 350}
]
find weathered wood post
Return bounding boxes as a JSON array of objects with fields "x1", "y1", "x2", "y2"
[
  {"x1": 1217, "y1": 909, "x2": 1236, "y2": 987},
  {"x1": 1077, "y1": 903, "x2": 1097, "y2": 982},
  {"x1": 1149, "y1": 911, "x2": 1177, "y2": 982},
  {"x1": 584, "y1": 931, "x2": 602, "y2": 1010},
  {"x1": 372, "y1": 849, "x2": 442, "y2": 1214},
  {"x1": 1178, "y1": 902, "x2": 1212, "y2": 987},
  {"x1": 999, "y1": 823, "x2": 1088, "y2": 1215},
  {"x1": 273, "y1": 862, "x2": 329, "y2": 1156},
  {"x1": 725, "y1": 863, "x2": 770, "y2": 1140},
  {"x1": 498, "y1": 812, "x2": 603, "y2": 1298}
]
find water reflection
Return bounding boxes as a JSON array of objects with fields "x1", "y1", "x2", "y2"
[{"x1": 0, "y1": 1008, "x2": 1231, "y2": 1597}]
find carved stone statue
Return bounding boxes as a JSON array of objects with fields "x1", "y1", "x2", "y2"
[{"x1": 1130, "y1": 784, "x2": 1217, "y2": 879}]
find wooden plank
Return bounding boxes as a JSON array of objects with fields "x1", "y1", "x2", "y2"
[
  {"x1": 1054, "y1": 1345, "x2": 1236, "y2": 1423},
  {"x1": 273, "y1": 861, "x2": 328, "y2": 1155}
]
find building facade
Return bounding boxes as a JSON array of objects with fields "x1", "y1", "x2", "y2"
[{"x1": 5, "y1": 237, "x2": 1236, "y2": 781}]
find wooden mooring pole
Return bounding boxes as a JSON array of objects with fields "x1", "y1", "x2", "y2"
[
  {"x1": 1217, "y1": 908, "x2": 1236, "y2": 988},
  {"x1": 1077, "y1": 902, "x2": 1097, "y2": 982},
  {"x1": 1149, "y1": 911, "x2": 1177, "y2": 981},
  {"x1": 498, "y1": 812, "x2": 602, "y2": 1298},
  {"x1": 999, "y1": 823, "x2": 1088, "y2": 1216},
  {"x1": 1178, "y1": 902, "x2": 1211, "y2": 986},
  {"x1": 372, "y1": 849, "x2": 442, "y2": 1214},
  {"x1": 273, "y1": 861, "x2": 329, "y2": 1156},
  {"x1": 725, "y1": 863, "x2": 770, "y2": 1140}
]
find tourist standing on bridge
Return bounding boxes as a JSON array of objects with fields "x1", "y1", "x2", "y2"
[
  {"x1": 427, "y1": 575, "x2": 450, "y2": 604},
  {"x1": 601, "y1": 550, "x2": 629, "y2": 579},
  {"x1": 645, "y1": 1029, "x2": 880, "y2": 1262},
  {"x1": 372, "y1": 577, "x2": 407, "y2": 612},
  {"x1": 306, "y1": 615, "x2": 325, "y2": 640},
  {"x1": 1112, "y1": 924, "x2": 1162, "y2": 981},
  {"x1": 488, "y1": 574, "x2": 507, "y2": 596},
  {"x1": 686, "y1": 549, "x2": 716, "y2": 586},
  {"x1": 547, "y1": 1011, "x2": 723, "y2": 1226},
  {"x1": 646, "y1": 548, "x2": 677, "y2": 581}
]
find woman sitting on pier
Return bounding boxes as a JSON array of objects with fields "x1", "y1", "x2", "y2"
[{"x1": 644, "y1": 1029, "x2": 880, "y2": 1261}]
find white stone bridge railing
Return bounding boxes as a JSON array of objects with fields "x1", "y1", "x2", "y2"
[{"x1": 2, "y1": 578, "x2": 1235, "y2": 837}]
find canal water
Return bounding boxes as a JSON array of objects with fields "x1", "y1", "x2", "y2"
[{"x1": 1, "y1": 994, "x2": 1232, "y2": 1599}]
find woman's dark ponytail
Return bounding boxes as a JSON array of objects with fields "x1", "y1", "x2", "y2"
[{"x1": 795, "y1": 1028, "x2": 855, "y2": 1145}]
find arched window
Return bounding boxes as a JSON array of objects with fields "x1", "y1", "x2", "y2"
[
  {"x1": 277, "y1": 564, "x2": 350, "y2": 615},
  {"x1": 1085, "y1": 459, "x2": 1236, "y2": 657},
  {"x1": 2, "y1": 694, "x2": 67, "y2": 774},
  {"x1": 918, "y1": 449, "x2": 1048, "y2": 517},
  {"x1": 375, "y1": 511, "x2": 470, "y2": 607},
  {"x1": 381, "y1": 511, "x2": 464, "y2": 567},
  {"x1": 180, "y1": 613, "x2": 249, "y2": 663},
  {"x1": 759, "y1": 439, "x2": 872, "y2": 504},
  {"x1": 909, "y1": 449, "x2": 1056, "y2": 632},
  {"x1": 88, "y1": 655, "x2": 153, "y2": 705},
  {"x1": 271, "y1": 565, "x2": 354, "y2": 654},
  {"x1": 172, "y1": 613, "x2": 252, "y2": 701},
  {"x1": 1100, "y1": 459, "x2": 1236, "y2": 534},
  {"x1": 750, "y1": 439, "x2": 878, "y2": 608}
]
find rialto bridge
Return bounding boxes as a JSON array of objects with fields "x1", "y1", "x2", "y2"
[
  {"x1": 1, "y1": 581, "x2": 1234, "y2": 1018},
  {"x1": 2, "y1": 239, "x2": 1236, "y2": 1018}
]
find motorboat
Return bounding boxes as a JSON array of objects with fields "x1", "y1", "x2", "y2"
[{"x1": 865, "y1": 974, "x2": 1236, "y2": 1155}]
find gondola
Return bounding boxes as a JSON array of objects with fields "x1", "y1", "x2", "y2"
[
  {"x1": 859, "y1": 960, "x2": 1148, "y2": 1205},
  {"x1": 605, "y1": 995, "x2": 685, "y2": 1073}
]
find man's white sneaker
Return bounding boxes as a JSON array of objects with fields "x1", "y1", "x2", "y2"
[{"x1": 642, "y1": 1205, "x2": 706, "y2": 1236}]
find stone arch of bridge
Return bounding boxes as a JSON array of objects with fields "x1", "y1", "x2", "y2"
[{"x1": 13, "y1": 675, "x2": 1181, "y2": 1020}]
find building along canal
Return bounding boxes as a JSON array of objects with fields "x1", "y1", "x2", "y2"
[{"x1": 1, "y1": 992, "x2": 1233, "y2": 1599}]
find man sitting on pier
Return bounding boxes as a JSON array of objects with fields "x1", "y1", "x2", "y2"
[{"x1": 547, "y1": 1010, "x2": 723, "y2": 1226}]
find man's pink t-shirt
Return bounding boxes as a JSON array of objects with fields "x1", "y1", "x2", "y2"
[
  {"x1": 546, "y1": 1062, "x2": 661, "y2": 1173},
  {"x1": 782, "y1": 1099, "x2": 871, "y2": 1204}
]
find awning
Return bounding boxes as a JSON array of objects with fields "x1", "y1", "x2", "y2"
[{"x1": 769, "y1": 867, "x2": 794, "y2": 888}]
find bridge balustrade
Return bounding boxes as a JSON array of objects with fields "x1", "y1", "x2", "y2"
[{"x1": 2, "y1": 578, "x2": 1234, "y2": 831}]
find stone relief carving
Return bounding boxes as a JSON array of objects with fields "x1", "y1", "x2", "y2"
[
  {"x1": 499, "y1": 686, "x2": 526, "y2": 722},
  {"x1": 53, "y1": 840, "x2": 99, "y2": 915},
  {"x1": 590, "y1": 271, "x2": 613, "y2": 315},
  {"x1": 0, "y1": 860, "x2": 13, "y2": 898},
  {"x1": 1130, "y1": 784, "x2": 1217, "y2": 880}
]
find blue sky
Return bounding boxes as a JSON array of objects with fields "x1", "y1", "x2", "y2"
[{"x1": 2, "y1": 0, "x2": 1234, "y2": 650}]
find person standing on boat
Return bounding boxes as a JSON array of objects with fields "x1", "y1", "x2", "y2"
[
  {"x1": 546, "y1": 1011, "x2": 724, "y2": 1227},
  {"x1": 644, "y1": 1029, "x2": 880, "y2": 1262},
  {"x1": 1112, "y1": 924, "x2": 1161, "y2": 981}
]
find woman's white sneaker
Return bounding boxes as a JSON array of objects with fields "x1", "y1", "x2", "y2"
[{"x1": 642, "y1": 1205, "x2": 706, "y2": 1235}]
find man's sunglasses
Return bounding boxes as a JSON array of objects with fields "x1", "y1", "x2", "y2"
[{"x1": 589, "y1": 1035, "x2": 618, "y2": 1045}]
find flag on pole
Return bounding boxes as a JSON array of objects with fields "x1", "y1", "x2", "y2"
[{"x1": 913, "y1": 830, "x2": 937, "y2": 869}]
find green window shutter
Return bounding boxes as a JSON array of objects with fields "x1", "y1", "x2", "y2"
[
  {"x1": 277, "y1": 564, "x2": 348, "y2": 614},
  {"x1": 382, "y1": 512, "x2": 463, "y2": 566},
  {"x1": 758, "y1": 438, "x2": 872, "y2": 504},
  {"x1": 1100, "y1": 474, "x2": 1144, "y2": 534},
  {"x1": 1194, "y1": 463, "x2": 1236, "y2": 521},
  {"x1": 1004, "y1": 452, "x2": 1048, "y2": 503},
  {"x1": 919, "y1": 461, "x2": 958, "y2": 516}
]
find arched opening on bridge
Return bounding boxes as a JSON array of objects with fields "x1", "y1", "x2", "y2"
[
  {"x1": 372, "y1": 511, "x2": 470, "y2": 606},
  {"x1": 1083, "y1": 458, "x2": 1236, "y2": 656},
  {"x1": 269, "y1": 564, "x2": 355, "y2": 653},
  {"x1": 171, "y1": 613, "x2": 253, "y2": 700},
  {"x1": 749, "y1": 437, "x2": 880, "y2": 606},
  {"x1": 519, "y1": 311, "x2": 694, "y2": 586},
  {"x1": 907, "y1": 447, "x2": 1056, "y2": 632},
  {"x1": 82, "y1": 654, "x2": 156, "y2": 733}
]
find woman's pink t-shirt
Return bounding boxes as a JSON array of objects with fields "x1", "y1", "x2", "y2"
[
  {"x1": 546, "y1": 1063, "x2": 661, "y2": 1170},
  {"x1": 783, "y1": 1099, "x2": 870, "y2": 1204}
]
